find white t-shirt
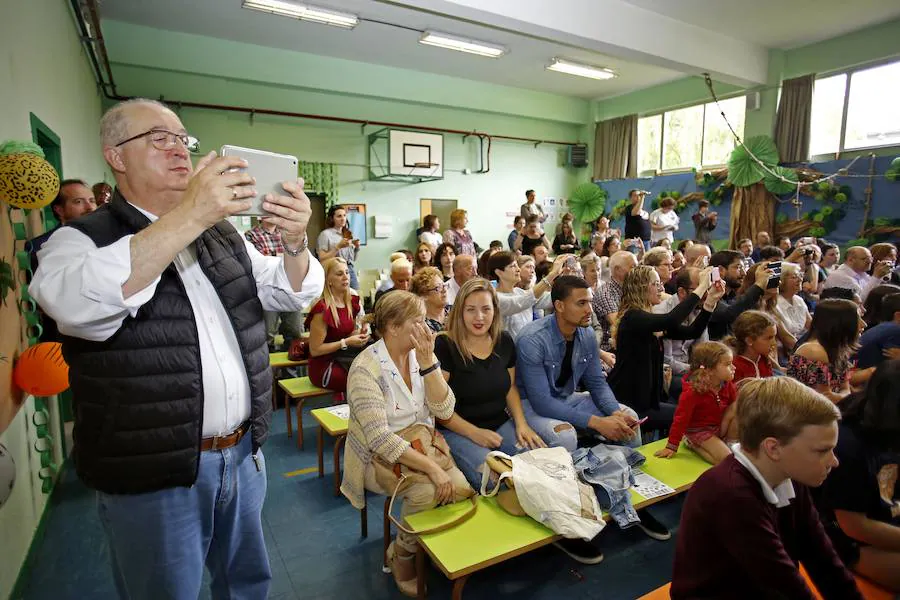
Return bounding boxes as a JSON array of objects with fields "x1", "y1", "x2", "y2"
[
  {"x1": 419, "y1": 231, "x2": 442, "y2": 250},
  {"x1": 649, "y1": 208, "x2": 680, "y2": 243},
  {"x1": 775, "y1": 294, "x2": 810, "y2": 338}
]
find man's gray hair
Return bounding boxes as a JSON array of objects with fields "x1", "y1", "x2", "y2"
[{"x1": 100, "y1": 98, "x2": 173, "y2": 147}]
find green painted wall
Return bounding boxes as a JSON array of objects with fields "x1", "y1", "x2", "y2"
[
  {"x1": 107, "y1": 31, "x2": 594, "y2": 274},
  {"x1": 784, "y1": 18, "x2": 900, "y2": 78},
  {"x1": 0, "y1": 0, "x2": 108, "y2": 597}
]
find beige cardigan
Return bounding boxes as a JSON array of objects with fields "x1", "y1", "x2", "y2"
[{"x1": 340, "y1": 340, "x2": 455, "y2": 509}]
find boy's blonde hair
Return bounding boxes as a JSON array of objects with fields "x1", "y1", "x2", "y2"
[{"x1": 737, "y1": 378, "x2": 840, "y2": 451}]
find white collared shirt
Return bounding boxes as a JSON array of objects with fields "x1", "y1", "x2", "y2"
[
  {"x1": 822, "y1": 263, "x2": 881, "y2": 302},
  {"x1": 370, "y1": 339, "x2": 433, "y2": 431},
  {"x1": 732, "y1": 444, "x2": 796, "y2": 508},
  {"x1": 444, "y1": 277, "x2": 462, "y2": 306},
  {"x1": 30, "y1": 203, "x2": 325, "y2": 437}
]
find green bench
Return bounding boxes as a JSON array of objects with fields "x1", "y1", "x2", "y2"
[{"x1": 404, "y1": 439, "x2": 712, "y2": 599}]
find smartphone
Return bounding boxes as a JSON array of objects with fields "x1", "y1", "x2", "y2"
[
  {"x1": 635, "y1": 416, "x2": 649, "y2": 426},
  {"x1": 566, "y1": 256, "x2": 577, "y2": 270},
  {"x1": 767, "y1": 260, "x2": 782, "y2": 289},
  {"x1": 220, "y1": 145, "x2": 299, "y2": 216},
  {"x1": 710, "y1": 268, "x2": 721, "y2": 284}
]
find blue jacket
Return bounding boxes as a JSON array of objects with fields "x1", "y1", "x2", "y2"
[{"x1": 516, "y1": 314, "x2": 619, "y2": 429}]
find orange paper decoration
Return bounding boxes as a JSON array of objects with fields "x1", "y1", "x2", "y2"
[{"x1": 13, "y1": 342, "x2": 69, "y2": 396}]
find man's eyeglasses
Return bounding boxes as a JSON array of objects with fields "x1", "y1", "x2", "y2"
[{"x1": 115, "y1": 129, "x2": 200, "y2": 153}]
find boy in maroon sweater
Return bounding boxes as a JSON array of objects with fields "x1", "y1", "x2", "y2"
[{"x1": 672, "y1": 377, "x2": 863, "y2": 600}]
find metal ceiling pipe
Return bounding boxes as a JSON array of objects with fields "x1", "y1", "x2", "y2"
[{"x1": 80, "y1": 0, "x2": 583, "y2": 149}]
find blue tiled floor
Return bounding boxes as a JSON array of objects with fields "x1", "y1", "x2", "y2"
[{"x1": 19, "y1": 403, "x2": 679, "y2": 599}]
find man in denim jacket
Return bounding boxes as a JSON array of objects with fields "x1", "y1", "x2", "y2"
[
  {"x1": 517, "y1": 276, "x2": 641, "y2": 451},
  {"x1": 517, "y1": 276, "x2": 672, "y2": 547}
]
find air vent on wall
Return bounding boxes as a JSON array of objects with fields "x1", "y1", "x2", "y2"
[{"x1": 568, "y1": 144, "x2": 588, "y2": 168}]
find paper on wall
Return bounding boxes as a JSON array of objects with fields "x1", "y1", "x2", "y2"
[{"x1": 374, "y1": 215, "x2": 392, "y2": 238}]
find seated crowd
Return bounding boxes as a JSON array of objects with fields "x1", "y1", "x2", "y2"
[
  {"x1": 333, "y1": 190, "x2": 899, "y2": 597},
  {"x1": 32, "y1": 153, "x2": 899, "y2": 598}
]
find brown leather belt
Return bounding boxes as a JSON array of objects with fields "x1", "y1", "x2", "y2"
[{"x1": 200, "y1": 422, "x2": 249, "y2": 452}]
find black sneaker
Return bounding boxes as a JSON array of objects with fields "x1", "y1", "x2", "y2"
[
  {"x1": 636, "y1": 509, "x2": 671, "y2": 541},
  {"x1": 552, "y1": 538, "x2": 605, "y2": 565}
]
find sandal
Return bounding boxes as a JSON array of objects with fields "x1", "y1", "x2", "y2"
[{"x1": 386, "y1": 541, "x2": 419, "y2": 597}]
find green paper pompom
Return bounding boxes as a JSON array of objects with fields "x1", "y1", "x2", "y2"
[
  {"x1": 776, "y1": 213, "x2": 788, "y2": 224},
  {"x1": 763, "y1": 166, "x2": 799, "y2": 195},
  {"x1": 833, "y1": 193, "x2": 847, "y2": 203},
  {"x1": 886, "y1": 169, "x2": 899, "y2": 182},
  {"x1": 809, "y1": 227, "x2": 827, "y2": 237},
  {"x1": 813, "y1": 213, "x2": 825, "y2": 223},
  {"x1": 821, "y1": 206, "x2": 834, "y2": 216},
  {"x1": 0, "y1": 140, "x2": 45, "y2": 158},
  {"x1": 677, "y1": 202, "x2": 687, "y2": 211},
  {"x1": 670, "y1": 191, "x2": 681, "y2": 200},
  {"x1": 727, "y1": 135, "x2": 780, "y2": 187},
  {"x1": 818, "y1": 181, "x2": 831, "y2": 192},
  {"x1": 891, "y1": 156, "x2": 900, "y2": 170}
]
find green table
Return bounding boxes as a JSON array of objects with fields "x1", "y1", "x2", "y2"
[
  {"x1": 404, "y1": 439, "x2": 711, "y2": 599},
  {"x1": 278, "y1": 377, "x2": 332, "y2": 449},
  {"x1": 269, "y1": 352, "x2": 308, "y2": 432}
]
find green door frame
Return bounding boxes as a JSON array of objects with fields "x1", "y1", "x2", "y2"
[{"x1": 28, "y1": 113, "x2": 73, "y2": 449}]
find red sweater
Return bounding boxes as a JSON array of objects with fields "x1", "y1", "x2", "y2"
[
  {"x1": 671, "y1": 455, "x2": 862, "y2": 600},
  {"x1": 667, "y1": 378, "x2": 736, "y2": 448},
  {"x1": 732, "y1": 353, "x2": 773, "y2": 383}
]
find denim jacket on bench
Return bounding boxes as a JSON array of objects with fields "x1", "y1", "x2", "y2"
[
  {"x1": 572, "y1": 443, "x2": 644, "y2": 529},
  {"x1": 516, "y1": 315, "x2": 619, "y2": 429}
]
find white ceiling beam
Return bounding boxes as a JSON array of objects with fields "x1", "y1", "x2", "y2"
[{"x1": 387, "y1": 0, "x2": 769, "y2": 86}]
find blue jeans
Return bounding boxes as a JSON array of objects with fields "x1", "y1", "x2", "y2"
[
  {"x1": 559, "y1": 392, "x2": 642, "y2": 450},
  {"x1": 96, "y1": 434, "x2": 270, "y2": 600},
  {"x1": 348, "y1": 262, "x2": 359, "y2": 290}
]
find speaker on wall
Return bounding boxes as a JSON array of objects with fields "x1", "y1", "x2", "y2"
[{"x1": 568, "y1": 144, "x2": 588, "y2": 167}]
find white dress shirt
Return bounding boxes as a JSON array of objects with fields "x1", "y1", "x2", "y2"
[
  {"x1": 822, "y1": 263, "x2": 882, "y2": 302},
  {"x1": 732, "y1": 444, "x2": 796, "y2": 508},
  {"x1": 30, "y1": 204, "x2": 325, "y2": 437},
  {"x1": 444, "y1": 277, "x2": 462, "y2": 306}
]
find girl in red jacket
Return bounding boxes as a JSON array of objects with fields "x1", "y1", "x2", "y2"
[{"x1": 655, "y1": 341, "x2": 737, "y2": 464}]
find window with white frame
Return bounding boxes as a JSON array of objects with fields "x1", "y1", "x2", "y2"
[
  {"x1": 637, "y1": 96, "x2": 745, "y2": 173},
  {"x1": 809, "y1": 59, "x2": 900, "y2": 156}
]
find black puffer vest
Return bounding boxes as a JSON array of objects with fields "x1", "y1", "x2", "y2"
[{"x1": 61, "y1": 192, "x2": 272, "y2": 494}]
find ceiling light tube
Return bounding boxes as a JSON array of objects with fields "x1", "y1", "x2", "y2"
[
  {"x1": 419, "y1": 31, "x2": 506, "y2": 58},
  {"x1": 546, "y1": 58, "x2": 617, "y2": 80},
  {"x1": 242, "y1": 0, "x2": 359, "y2": 29}
]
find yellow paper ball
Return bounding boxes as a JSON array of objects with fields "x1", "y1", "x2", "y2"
[{"x1": 0, "y1": 153, "x2": 60, "y2": 210}]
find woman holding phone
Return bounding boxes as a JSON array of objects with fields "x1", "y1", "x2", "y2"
[{"x1": 317, "y1": 205, "x2": 361, "y2": 289}]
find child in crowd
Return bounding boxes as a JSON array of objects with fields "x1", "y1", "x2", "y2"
[
  {"x1": 671, "y1": 377, "x2": 863, "y2": 599},
  {"x1": 655, "y1": 341, "x2": 738, "y2": 465},
  {"x1": 726, "y1": 310, "x2": 778, "y2": 383}
]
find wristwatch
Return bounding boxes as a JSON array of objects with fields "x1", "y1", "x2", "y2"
[
  {"x1": 340, "y1": 338, "x2": 348, "y2": 350},
  {"x1": 283, "y1": 233, "x2": 309, "y2": 257}
]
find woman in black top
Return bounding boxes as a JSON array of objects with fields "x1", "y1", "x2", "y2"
[
  {"x1": 813, "y1": 360, "x2": 900, "y2": 593},
  {"x1": 552, "y1": 221, "x2": 579, "y2": 256},
  {"x1": 434, "y1": 278, "x2": 548, "y2": 489},
  {"x1": 607, "y1": 265, "x2": 725, "y2": 432}
]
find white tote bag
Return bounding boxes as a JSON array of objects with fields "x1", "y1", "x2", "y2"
[{"x1": 481, "y1": 447, "x2": 605, "y2": 541}]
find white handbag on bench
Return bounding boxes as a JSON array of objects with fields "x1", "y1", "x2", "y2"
[{"x1": 480, "y1": 447, "x2": 605, "y2": 541}]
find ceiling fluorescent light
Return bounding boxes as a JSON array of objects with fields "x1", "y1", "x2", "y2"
[
  {"x1": 419, "y1": 31, "x2": 506, "y2": 58},
  {"x1": 242, "y1": 0, "x2": 359, "y2": 29},
  {"x1": 547, "y1": 58, "x2": 616, "y2": 80}
]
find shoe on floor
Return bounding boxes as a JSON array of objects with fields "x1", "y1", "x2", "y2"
[
  {"x1": 636, "y1": 508, "x2": 671, "y2": 541},
  {"x1": 552, "y1": 538, "x2": 605, "y2": 565}
]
